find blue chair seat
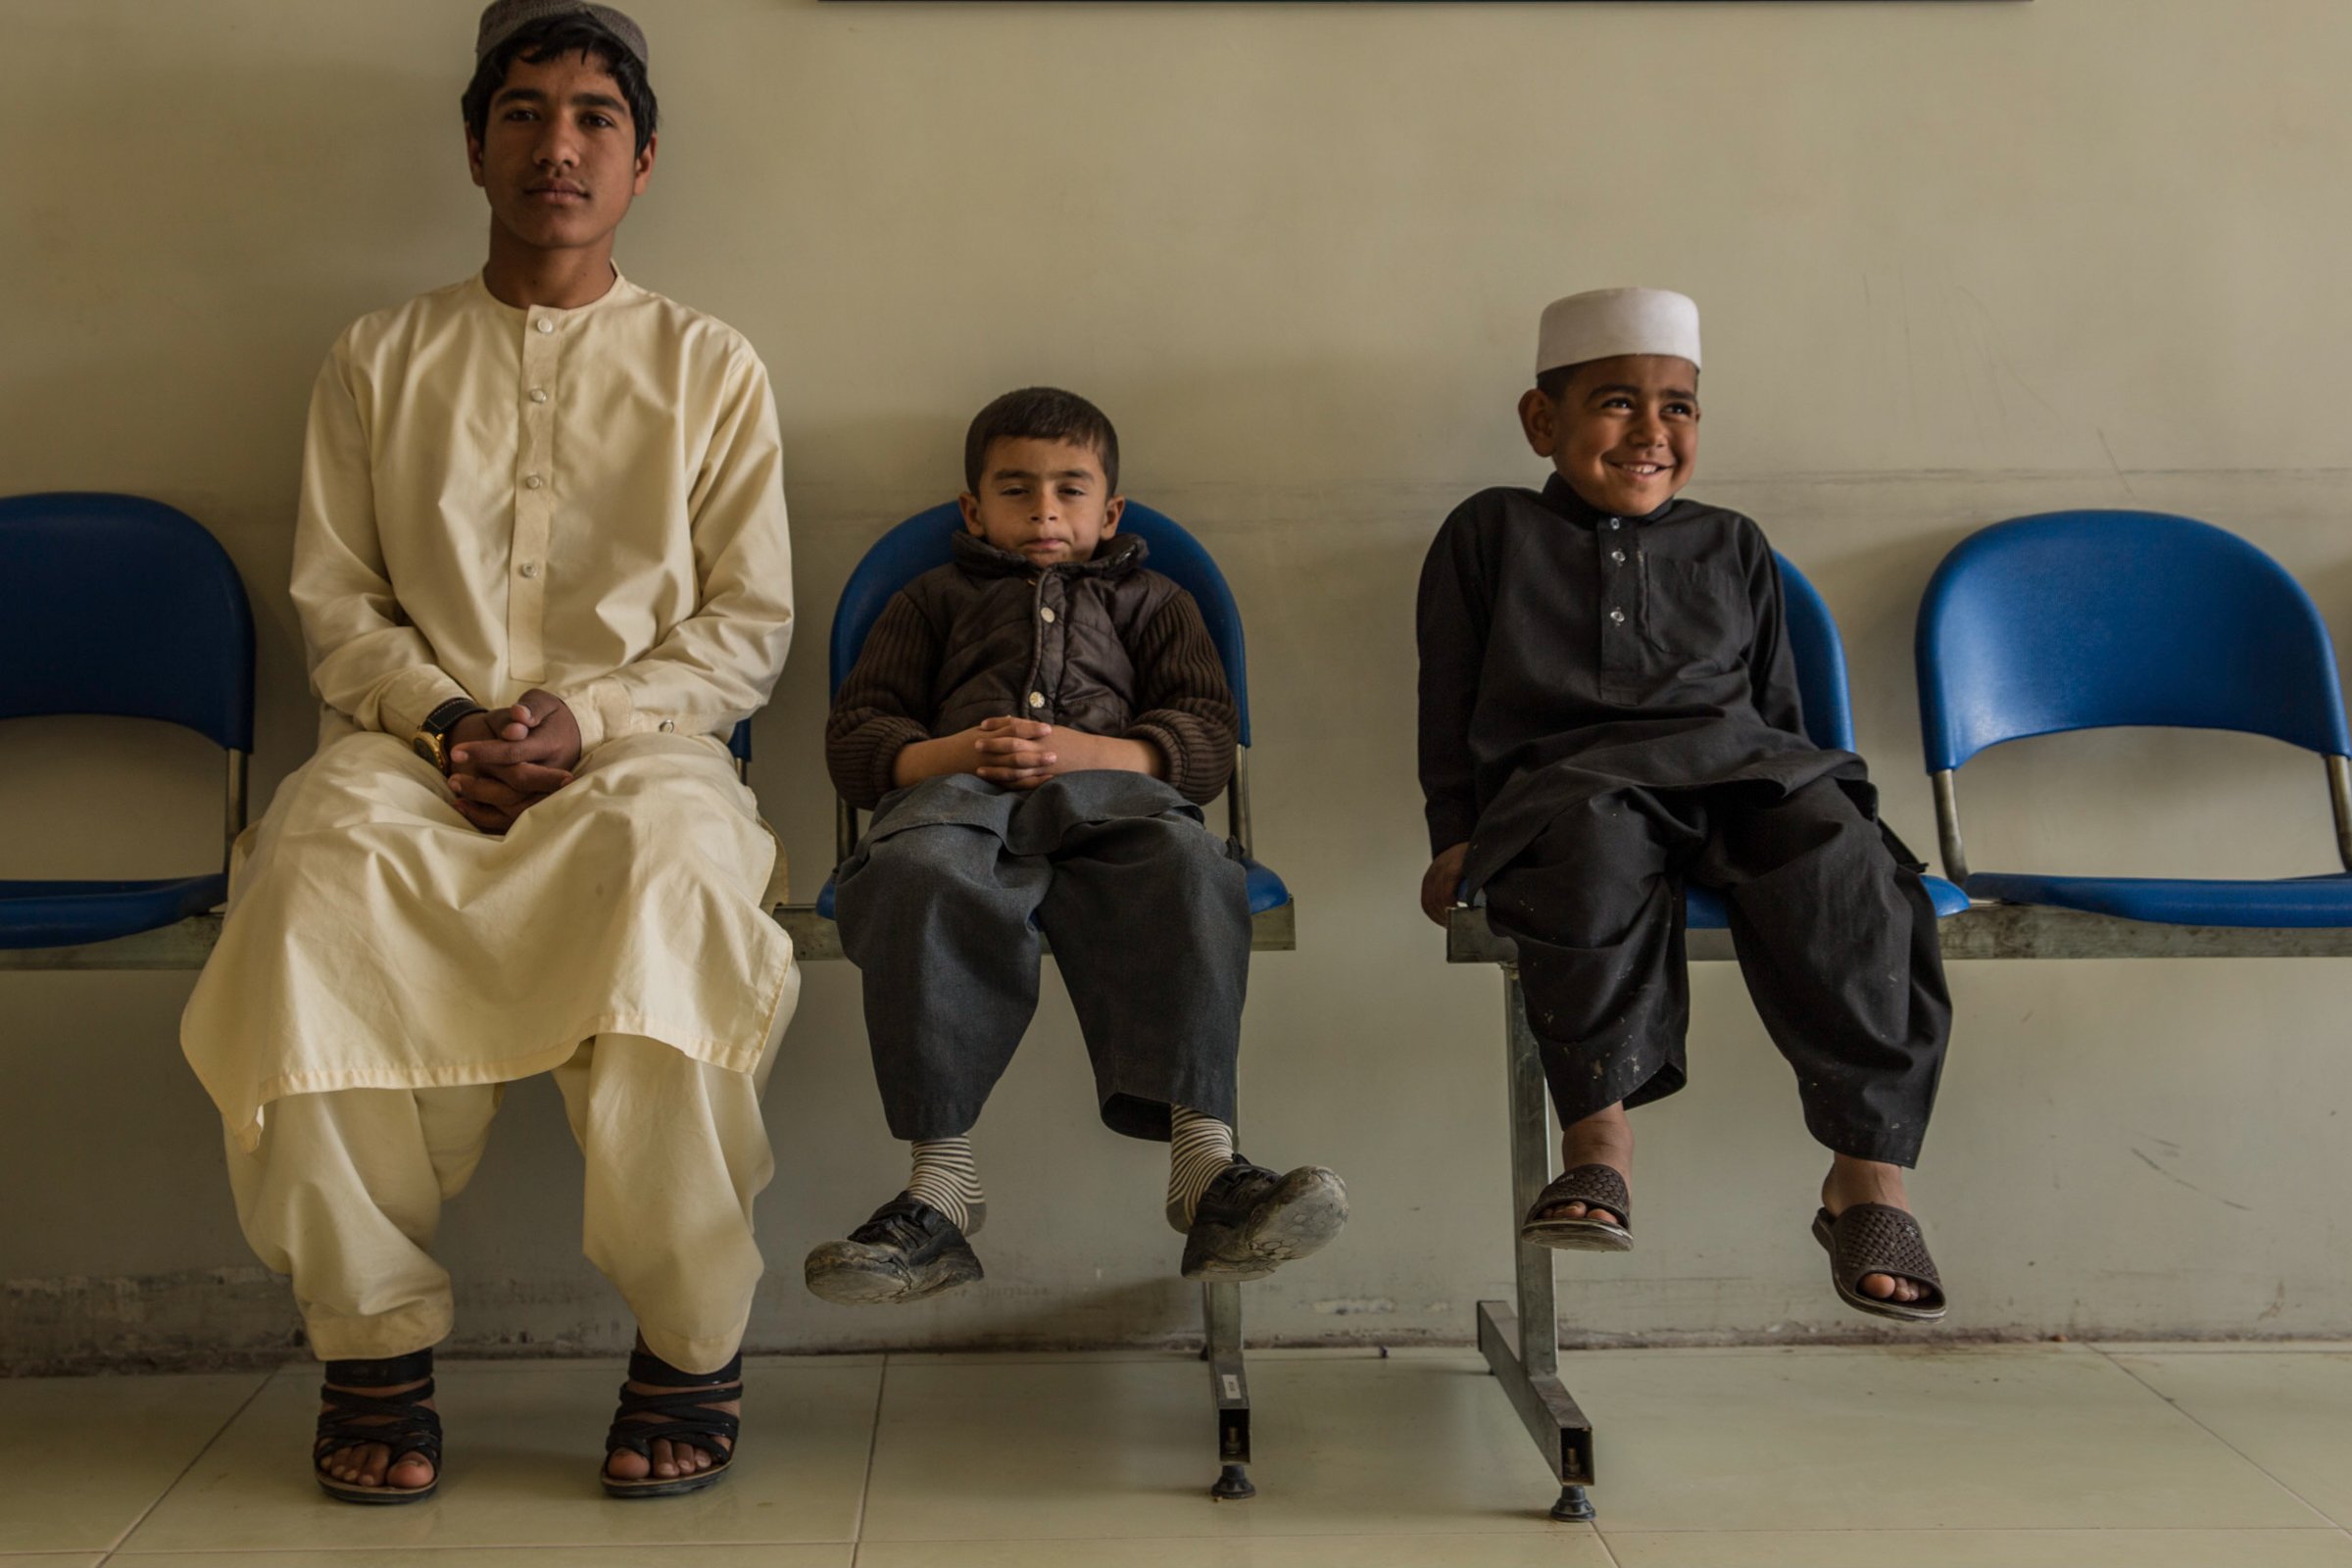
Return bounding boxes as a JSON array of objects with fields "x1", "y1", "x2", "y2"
[
  {"x1": 1685, "y1": 874, "x2": 1969, "y2": 930},
  {"x1": 814, "y1": 858, "x2": 1293, "y2": 923},
  {"x1": 1243, "y1": 859, "x2": 1291, "y2": 915},
  {"x1": 0, "y1": 873, "x2": 227, "y2": 950},
  {"x1": 1961, "y1": 871, "x2": 2352, "y2": 928}
]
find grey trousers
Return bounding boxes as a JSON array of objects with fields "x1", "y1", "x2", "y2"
[
  {"x1": 834, "y1": 771, "x2": 1251, "y2": 1142},
  {"x1": 1482, "y1": 776, "x2": 1950, "y2": 1166}
]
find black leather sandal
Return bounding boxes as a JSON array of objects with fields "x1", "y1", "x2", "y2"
[
  {"x1": 601, "y1": 1348, "x2": 742, "y2": 1499},
  {"x1": 1519, "y1": 1163, "x2": 1634, "y2": 1252},
  {"x1": 1813, "y1": 1203, "x2": 1948, "y2": 1323},
  {"x1": 314, "y1": 1349, "x2": 442, "y2": 1505}
]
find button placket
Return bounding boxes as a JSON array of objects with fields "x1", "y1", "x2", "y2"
[
  {"x1": 1598, "y1": 521, "x2": 1641, "y2": 691},
  {"x1": 510, "y1": 310, "x2": 560, "y2": 682}
]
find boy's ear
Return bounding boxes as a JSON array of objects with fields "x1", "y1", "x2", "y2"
[
  {"x1": 631, "y1": 131, "x2": 657, "y2": 195},
  {"x1": 1100, "y1": 495, "x2": 1124, "y2": 537},
  {"x1": 466, "y1": 127, "x2": 488, "y2": 189},
  {"x1": 956, "y1": 493, "x2": 985, "y2": 534},
  {"x1": 1518, "y1": 388, "x2": 1561, "y2": 460}
]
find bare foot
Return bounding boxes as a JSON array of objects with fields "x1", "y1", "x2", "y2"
[
  {"x1": 318, "y1": 1376, "x2": 436, "y2": 1493},
  {"x1": 603, "y1": 1338, "x2": 740, "y2": 1484},
  {"x1": 1538, "y1": 1102, "x2": 1633, "y2": 1228},
  {"x1": 1821, "y1": 1156, "x2": 1932, "y2": 1304}
]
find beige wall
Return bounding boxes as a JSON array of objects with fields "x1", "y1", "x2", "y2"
[{"x1": 6, "y1": 0, "x2": 2351, "y2": 1368}]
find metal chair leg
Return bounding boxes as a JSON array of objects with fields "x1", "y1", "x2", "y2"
[
  {"x1": 1476, "y1": 967, "x2": 1597, "y2": 1519},
  {"x1": 1203, "y1": 1280, "x2": 1254, "y2": 1498}
]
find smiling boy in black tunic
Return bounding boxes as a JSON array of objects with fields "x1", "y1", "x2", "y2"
[{"x1": 1416, "y1": 288, "x2": 1952, "y2": 1320}]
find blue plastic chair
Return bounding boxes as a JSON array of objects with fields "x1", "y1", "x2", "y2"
[
  {"x1": 815, "y1": 501, "x2": 1287, "y2": 920},
  {"x1": 1682, "y1": 554, "x2": 1970, "y2": 927},
  {"x1": 1915, "y1": 510, "x2": 2352, "y2": 925},
  {"x1": 0, "y1": 493, "x2": 256, "y2": 949}
]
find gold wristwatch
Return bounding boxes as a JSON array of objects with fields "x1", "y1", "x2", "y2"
[{"x1": 411, "y1": 697, "x2": 486, "y2": 774}]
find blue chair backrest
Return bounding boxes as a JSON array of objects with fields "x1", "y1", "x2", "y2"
[
  {"x1": 1776, "y1": 552, "x2": 1854, "y2": 755},
  {"x1": 0, "y1": 492, "x2": 254, "y2": 750},
  {"x1": 828, "y1": 502, "x2": 1253, "y2": 746},
  {"x1": 1915, "y1": 510, "x2": 2352, "y2": 773}
]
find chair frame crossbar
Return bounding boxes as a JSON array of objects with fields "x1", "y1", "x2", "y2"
[{"x1": 1931, "y1": 754, "x2": 2352, "y2": 888}]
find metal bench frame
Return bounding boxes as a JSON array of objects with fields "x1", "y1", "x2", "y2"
[{"x1": 1441, "y1": 897, "x2": 2352, "y2": 1522}]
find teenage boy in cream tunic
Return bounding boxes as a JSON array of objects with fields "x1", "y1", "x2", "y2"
[{"x1": 181, "y1": 1, "x2": 794, "y2": 1504}]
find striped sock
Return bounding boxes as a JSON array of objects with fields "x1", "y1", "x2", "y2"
[
  {"x1": 906, "y1": 1137, "x2": 986, "y2": 1235},
  {"x1": 1166, "y1": 1106, "x2": 1238, "y2": 1230}
]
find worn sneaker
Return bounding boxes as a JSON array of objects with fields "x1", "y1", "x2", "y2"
[
  {"x1": 1179, "y1": 1159, "x2": 1349, "y2": 1281},
  {"x1": 804, "y1": 1194, "x2": 984, "y2": 1305}
]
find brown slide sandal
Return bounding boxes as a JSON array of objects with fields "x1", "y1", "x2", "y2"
[
  {"x1": 1812, "y1": 1202, "x2": 1948, "y2": 1323},
  {"x1": 1518, "y1": 1163, "x2": 1634, "y2": 1252}
]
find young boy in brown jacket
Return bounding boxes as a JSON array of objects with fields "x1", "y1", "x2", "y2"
[{"x1": 807, "y1": 387, "x2": 1346, "y2": 1304}]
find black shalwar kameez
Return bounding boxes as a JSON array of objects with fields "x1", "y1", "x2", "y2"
[{"x1": 1416, "y1": 476, "x2": 1949, "y2": 1164}]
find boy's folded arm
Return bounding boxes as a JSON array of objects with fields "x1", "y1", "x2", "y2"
[
  {"x1": 1121, "y1": 593, "x2": 1239, "y2": 805},
  {"x1": 1416, "y1": 509, "x2": 1490, "y2": 857},
  {"x1": 825, "y1": 593, "x2": 947, "y2": 808}
]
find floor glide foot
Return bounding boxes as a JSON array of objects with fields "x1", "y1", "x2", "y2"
[
  {"x1": 1550, "y1": 1483, "x2": 1594, "y2": 1522},
  {"x1": 1211, "y1": 1463, "x2": 1256, "y2": 1500}
]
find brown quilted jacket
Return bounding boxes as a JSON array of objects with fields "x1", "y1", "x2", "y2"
[{"x1": 825, "y1": 529, "x2": 1239, "y2": 809}]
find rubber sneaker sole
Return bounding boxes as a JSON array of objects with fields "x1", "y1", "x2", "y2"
[
  {"x1": 804, "y1": 1237, "x2": 983, "y2": 1305},
  {"x1": 1183, "y1": 1166, "x2": 1349, "y2": 1281}
]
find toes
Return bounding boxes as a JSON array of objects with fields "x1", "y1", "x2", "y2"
[
  {"x1": 650, "y1": 1439, "x2": 679, "y2": 1479},
  {"x1": 1859, "y1": 1272, "x2": 1897, "y2": 1300},
  {"x1": 386, "y1": 1452, "x2": 434, "y2": 1491},
  {"x1": 356, "y1": 1443, "x2": 390, "y2": 1488},
  {"x1": 606, "y1": 1446, "x2": 651, "y2": 1482}
]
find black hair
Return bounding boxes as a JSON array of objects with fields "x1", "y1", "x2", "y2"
[
  {"x1": 962, "y1": 387, "x2": 1121, "y2": 495},
  {"x1": 462, "y1": 16, "x2": 659, "y2": 157}
]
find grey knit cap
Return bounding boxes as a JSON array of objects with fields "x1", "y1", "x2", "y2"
[{"x1": 475, "y1": 0, "x2": 649, "y2": 69}]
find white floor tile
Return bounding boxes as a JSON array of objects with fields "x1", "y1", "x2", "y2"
[
  {"x1": 1603, "y1": 1528, "x2": 2352, "y2": 1567},
  {"x1": 2108, "y1": 1350, "x2": 2352, "y2": 1528},
  {"x1": 1552, "y1": 1344, "x2": 2324, "y2": 1532},
  {"x1": 0, "y1": 1371, "x2": 266, "y2": 1553},
  {"x1": 861, "y1": 1350, "x2": 1568, "y2": 1541},
  {"x1": 857, "y1": 1537, "x2": 1613, "y2": 1567},
  {"x1": 117, "y1": 1356, "x2": 879, "y2": 1553}
]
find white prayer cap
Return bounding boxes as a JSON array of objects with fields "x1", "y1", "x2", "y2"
[{"x1": 1535, "y1": 288, "x2": 1702, "y2": 377}]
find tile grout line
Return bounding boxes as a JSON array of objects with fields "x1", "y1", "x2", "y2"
[
  {"x1": 103, "y1": 1363, "x2": 281, "y2": 1557},
  {"x1": 847, "y1": 1353, "x2": 892, "y2": 1555},
  {"x1": 2089, "y1": 1344, "x2": 2346, "y2": 1530},
  {"x1": 1590, "y1": 1513, "x2": 1630, "y2": 1568}
]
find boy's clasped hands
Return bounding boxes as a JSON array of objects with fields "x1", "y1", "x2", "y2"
[
  {"x1": 891, "y1": 713, "x2": 1164, "y2": 791},
  {"x1": 446, "y1": 689, "x2": 583, "y2": 832},
  {"x1": 967, "y1": 715, "x2": 1159, "y2": 789}
]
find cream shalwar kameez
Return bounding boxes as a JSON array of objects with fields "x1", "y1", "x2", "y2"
[{"x1": 181, "y1": 270, "x2": 798, "y2": 1372}]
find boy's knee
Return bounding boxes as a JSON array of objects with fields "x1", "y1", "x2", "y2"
[
  {"x1": 1727, "y1": 785, "x2": 1878, "y2": 873},
  {"x1": 1492, "y1": 866, "x2": 1654, "y2": 949},
  {"x1": 1135, "y1": 818, "x2": 1245, "y2": 891},
  {"x1": 843, "y1": 827, "x2": 1000, "y2": 907}
]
